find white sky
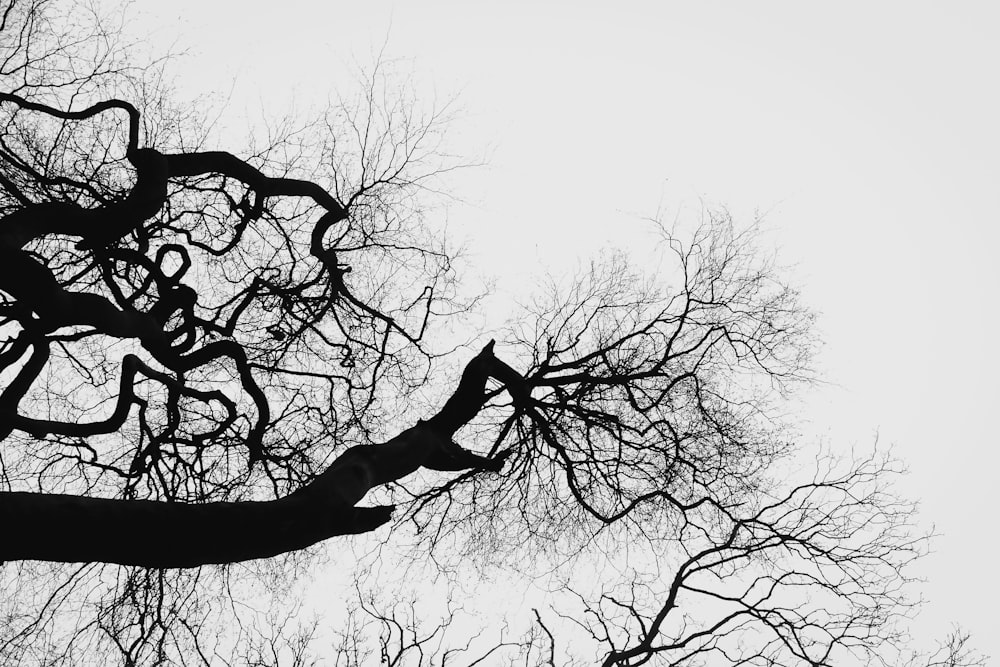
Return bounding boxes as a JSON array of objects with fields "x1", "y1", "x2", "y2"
[{"x1": 135, "y1": 0, "x2": 999, "y2": 655}]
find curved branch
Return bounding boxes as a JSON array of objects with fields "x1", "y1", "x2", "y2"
[
  {"x1": 165, "y1": 151, "x2": 346, "y2": 220},
  {"x1": 0, "y1": 92, "x2": 140, "y2": 154}
]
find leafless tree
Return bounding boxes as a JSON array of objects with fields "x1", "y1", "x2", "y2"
[{"x1": 0, "y1": 2, "x2": 984, "y2": 665}]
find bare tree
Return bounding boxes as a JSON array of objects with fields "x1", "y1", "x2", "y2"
[{"x1": 0, "y1": 2, "x2": 984, "y2": 665}]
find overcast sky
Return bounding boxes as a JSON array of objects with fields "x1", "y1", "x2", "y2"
[{"x1": 135, "y1": 0, "x2": 999, "y2": 652}]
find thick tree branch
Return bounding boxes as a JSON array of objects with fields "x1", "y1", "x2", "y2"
[
  {"x1": 0, "y1": 343, "x2": 516, "y2": 567},
  {"x1": 0, "y1": 92, "x2": 140, "y2": 154},
  {"x1": 165, "y1": 151, "x2": 346, "y2": 219},
  {"x1": 0, "y1": 491, "x2": 393, "y2": 568}
]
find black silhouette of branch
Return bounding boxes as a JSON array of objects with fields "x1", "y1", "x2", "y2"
[{"x1": 0, "y1": 3, "x2": 983, "y2": 666}]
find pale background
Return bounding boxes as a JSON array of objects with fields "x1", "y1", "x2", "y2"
[{"x1": 128, "y1": 0, "x2": 999, "y2": 655}]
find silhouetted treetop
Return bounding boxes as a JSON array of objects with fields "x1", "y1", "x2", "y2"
[{"x1": 0, "y1": 3, "x2": 981, "y2": 665}]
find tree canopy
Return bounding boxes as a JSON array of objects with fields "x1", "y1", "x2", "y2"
[{"x1": 0, "y1": 2, "x2": 983, "y2": 665}]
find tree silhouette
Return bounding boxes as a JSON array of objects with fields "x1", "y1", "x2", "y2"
[{"x1": 0, "y1": 2, "x2": 983, "y2": 665}]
